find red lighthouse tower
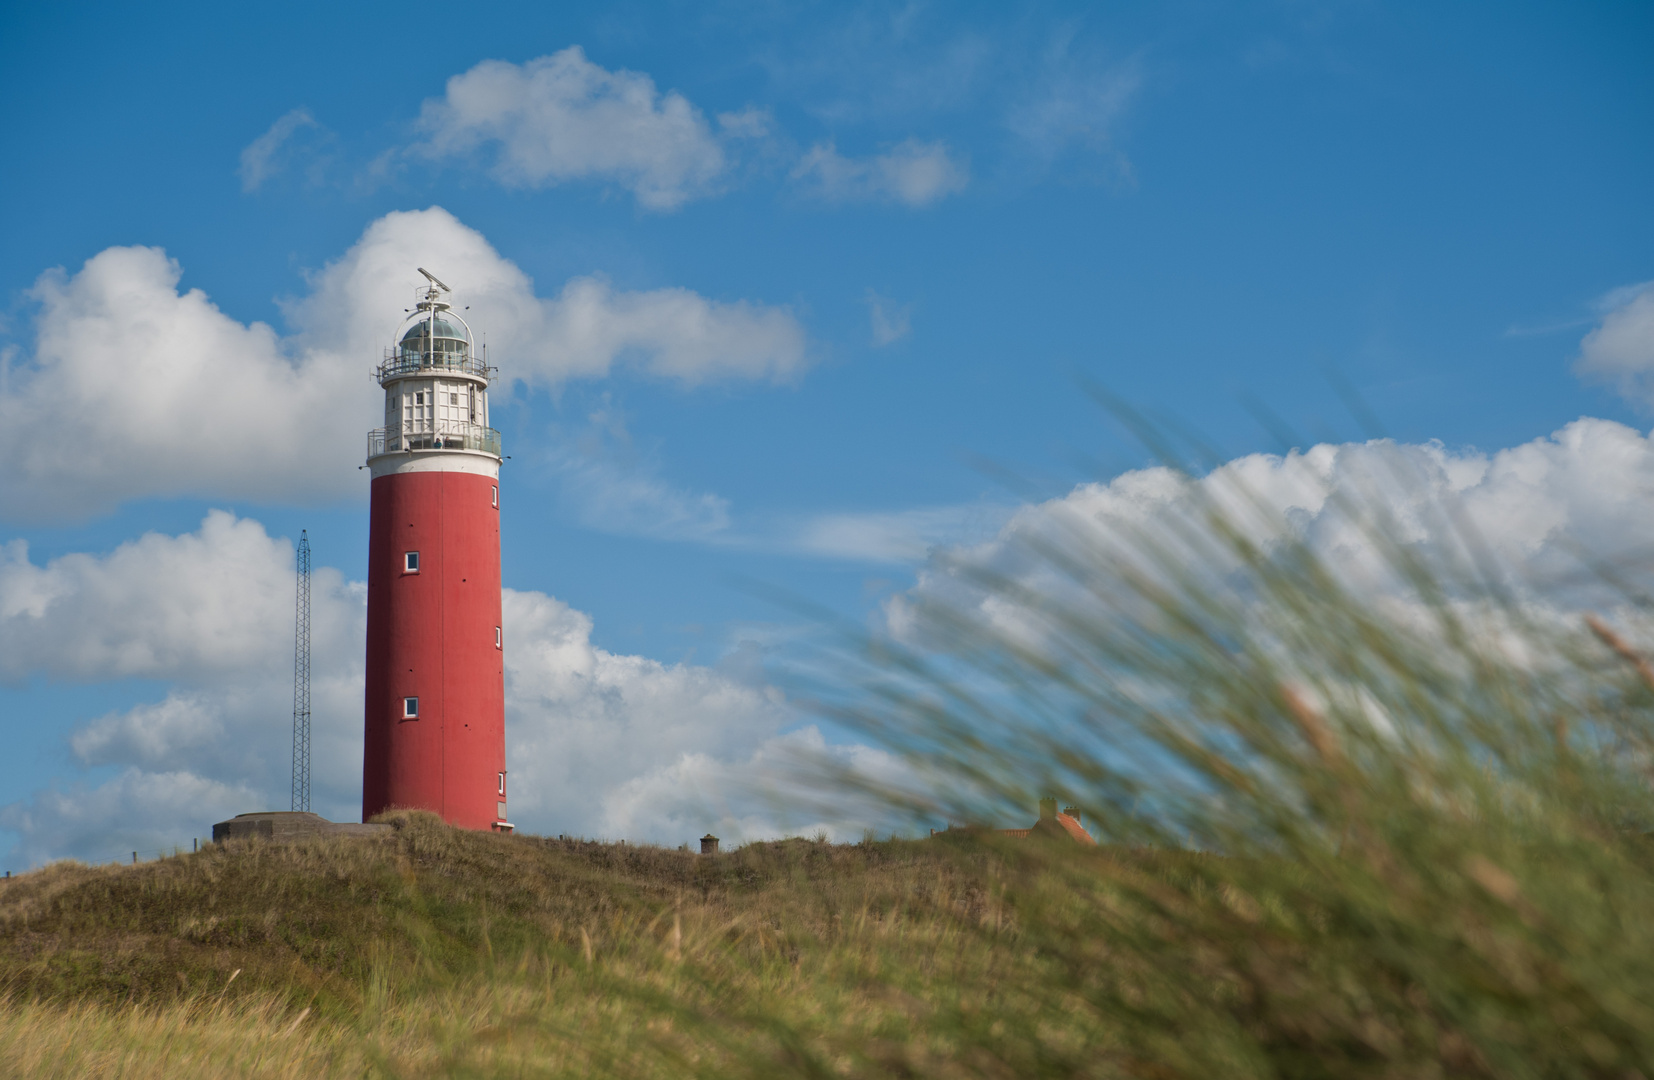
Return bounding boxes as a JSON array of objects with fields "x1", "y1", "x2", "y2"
[{"x1": 363, "y1": 269, "x2": 510, "y2": 831}]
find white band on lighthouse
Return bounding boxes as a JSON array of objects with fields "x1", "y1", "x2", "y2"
[{"x1": 368, "y1": 453, "x2": 501, "y2": 480}]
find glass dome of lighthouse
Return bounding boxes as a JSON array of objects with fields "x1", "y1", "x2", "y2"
[{"x1": 398, "y1": 312, "x2": 472, "y2": 364}]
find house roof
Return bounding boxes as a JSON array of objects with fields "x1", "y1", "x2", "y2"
[
  {"x1": 933, "y1": 809, "x2": 1097, "y2": 845},
  {"x1": 1048, "y1": 812, "x2": 1097, "y2": 845}
]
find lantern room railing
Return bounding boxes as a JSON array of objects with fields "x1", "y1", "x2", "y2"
[
  {"x1": 377, "y1": 347, "x2": 494, "y2": 384},
  {"x1": 367, "y1": 421, "x2": 502, "y2": 459}
]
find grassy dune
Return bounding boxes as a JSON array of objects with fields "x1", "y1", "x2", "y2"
[
  {"x1": 0, "y1": 817, "x2": 1053, "y2": 1077},
  {"x1": 4, "y1": 801, "x2": 1651, "y2": 1077}
]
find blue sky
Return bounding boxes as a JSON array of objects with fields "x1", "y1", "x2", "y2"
[{"x1": 2, "y1": 1, "x2": 1652, "y2": 867}]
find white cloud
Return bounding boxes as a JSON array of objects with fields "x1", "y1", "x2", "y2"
[
  {"x1": 0, "y1": 512, "x2": 369, "y2": 864},
  {"x1": 0, "y1": 770, "x2": 258, "y2": 869},
  {"x1": 865, "y1": 289, "x2": 912, "y2": 347},
  {"x1": 1, "y1": 207, "x2": 805, "y2": 521},
  {"x1": 538, "y1": 274, "x2": 807, "y2": 383},
  {"x1": 411, "y1": 48, "x2": 730, "y2": 210},
  {"x1": 0, "y1": 510, "x2": 356, "y2": 683},
  {"x1": 238, "y1": 107, "x2": 325, "y2": 192},
  {"x1": 1575, "y1": 280, "x2": 1654, "y2": 406},
  {"x1": 501, "y1": 588, "x2": 793, "y2": 837},
  {"x1": 287, "y1": 207, "x2": 807, "y2": 388},
  {"x1": 893, "y1": 417, "x2": 1654, "y2": 645},
  {"x1": 601, "y1": 727, "x2": 906, "y2": 845},
  {"x1": 0, "y1": 245, "x2": 364, "y2": 520},
  {"x1": 791, "y1": 138, "x2": 968, "y2": 207}
]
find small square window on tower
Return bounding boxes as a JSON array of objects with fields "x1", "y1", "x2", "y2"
[
  {"x1": 498, "y1": 772, "x2": 506, "y2": 796},
  {"x1": 403, "y1": 696, "x2": 419, "y2": 718},
  {"x1": 495, "y1": 626, "x2": 502, "y2": 649},
  {"x1": 404, "y1": 551, "x2": 419, "y2": 573},
  {"x1": 491, "y1": 486, "x2": 498, "y2": 508}
]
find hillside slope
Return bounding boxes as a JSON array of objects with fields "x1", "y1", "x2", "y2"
[{"x1": 0, "y1": 813, "x2": 1029, "y2": 1077}]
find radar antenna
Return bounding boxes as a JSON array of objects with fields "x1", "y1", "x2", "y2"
[{"x1": 416, "y1": 267, "x2": 451, "y2": 292}]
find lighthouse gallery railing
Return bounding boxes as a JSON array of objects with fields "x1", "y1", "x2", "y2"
[
  {"x1": 377, "y1": 347, "x2": 493, "y2": 383},
  {"x1": 367, "y1": 421, "x2": 502, "y2": 459}
]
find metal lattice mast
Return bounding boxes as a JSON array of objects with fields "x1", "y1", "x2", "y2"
[{"x1": 291, "y1": 530, "x2": 312, "y2": 812}]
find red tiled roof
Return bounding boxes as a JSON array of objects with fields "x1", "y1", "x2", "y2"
[
  {"x1": 933, "y1": 809, "x2": 1098, "y2": 845},
  {"x1": 1052, "y1": 812, "x2": 1097, "y2": 845}
]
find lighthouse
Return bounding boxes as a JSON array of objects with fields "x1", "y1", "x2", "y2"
[{"x1": 362, "y1": 269, "x2": 510, "y2": 831}]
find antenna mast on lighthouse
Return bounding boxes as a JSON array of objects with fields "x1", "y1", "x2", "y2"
[{"x1": 291, "y1": 530, "x2": 312, "y2": 813}]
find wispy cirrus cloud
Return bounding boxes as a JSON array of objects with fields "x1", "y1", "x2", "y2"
[
  {"x1": 238, "y1": 107, "x2": 332, "y2": 192},
  {"x1": 1006, "y1": 38, "x2": 1142, "y2": 182},
  {"x1": 791, "y1": 138, "x2": 968, "y2": 206},
  {"x1": 865, "y1": 289, "x2": 913, "y2": 346},
  {"x1": 788, "y1": 504, "x2": 1012, "y2": 564},
  {"x1": 545, "y1": 420, "x2": 734, "y2": 544}
]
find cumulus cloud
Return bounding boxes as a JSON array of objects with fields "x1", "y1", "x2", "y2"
[
  {"x1": 410, "y1": 48, "x2": 730, "y2": 210},
  {"x1": 791, "y1": 138, "x2": 968, "y2": 206},
  {"x1": 501, "y1": 589, "x2": 803, "y2": 839},
  {"x1": 0, "y1": 770, "x2": 259, "y2": 870},
  {"x1": 0, "y1": 510, "x2": 356, "y2": 683},
  {"x1": 287, "y1": 207, "x2": 806, "y2": 388},
  {"x1": 1575, "y1": 281, "x2": 1654, "y2": 406},
  {"x1": 238, "y1": 107, "x2": 327, "y2": 192},
  {"x1": 0, "y1": 513, "x2": 867, "y2": 867},
  {"x1": 0, "y1": 512, "x2": 366, "y2": 866},
  {"x1": 892, "y1": 417, "x2": 1654, "y2": 645},
  {"x1": 0, "y1": 245, "x2": 365, "y2": 520},
  {"x1": 601, "y1": 726, "x2": 906, "y2": 844},
  {"x1": 0, "y1": 207, "x2": 805, "y2": 521}
]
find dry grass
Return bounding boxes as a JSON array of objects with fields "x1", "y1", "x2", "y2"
[{"x1": 0, "y1": 815, "x2": 1053, "y2": 1077}]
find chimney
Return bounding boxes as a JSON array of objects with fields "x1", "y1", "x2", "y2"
[
  {"x1": 1062, "y1": 806, "x2": 1081, "y2": 825},
  {"x1": 1038, "y1": 797, "x2": 1057, "y2": 820},
  {"x1": 700, "y1": 834, "x2": 720, "y2": 855}
]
